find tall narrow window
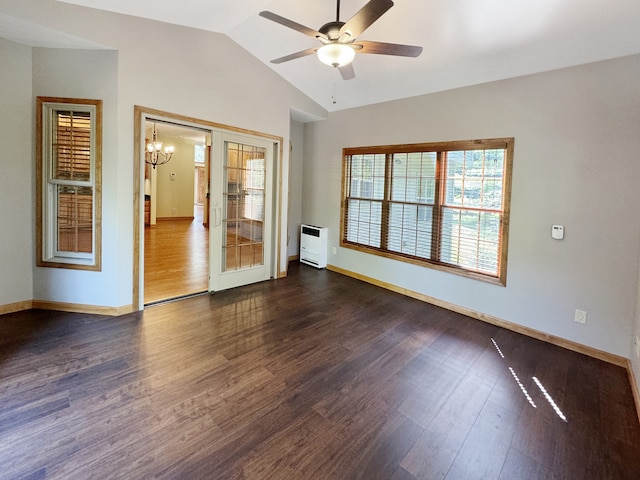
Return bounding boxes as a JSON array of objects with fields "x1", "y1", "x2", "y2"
[
  {"x1": 341, "y1": 138, "x2": 513, "y2": 285},
  {"x1": 37, "y1": 97, "x2": 102, "y2": 270}
]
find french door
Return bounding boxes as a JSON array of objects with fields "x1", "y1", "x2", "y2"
[{"x1": 209, "y1": 132, "x2": 274, "y2": 291}]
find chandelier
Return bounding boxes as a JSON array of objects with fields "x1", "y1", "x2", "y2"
[{"x1": 145, "y1": 122, "x2": 175, "y2": 169}]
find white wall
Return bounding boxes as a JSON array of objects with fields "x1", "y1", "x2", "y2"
[
  {"x1": 0, "y1": 38, "x2": 33, "y2": 307},
  {"x1": 303, "y1": 55, "x2": 640, "y2": 359}
]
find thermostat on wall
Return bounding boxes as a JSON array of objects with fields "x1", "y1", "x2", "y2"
[{"x1": 551, "y1": 225, "x2": 564, "y2": 240}]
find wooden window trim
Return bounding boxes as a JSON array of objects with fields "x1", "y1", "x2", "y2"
[
  {"x1": 340, "y1": 138, "x2": 514, "y2": 286},
  {"x1": 36, "y1": 96, "x2": 102, "y2": 271}
]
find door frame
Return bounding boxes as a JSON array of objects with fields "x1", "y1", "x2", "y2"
[{"x1": 132, "y1": 106, "x2": 283, "y2": 311}]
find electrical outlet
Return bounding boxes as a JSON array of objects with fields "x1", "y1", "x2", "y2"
[
  {"x1": 332, "y1": 246, "x2": 337, "y2": 255},
  {"x1": 172, "y1": 207, "x2": 177, "y2": 214},
  {"x1": 574, "y1": 309, "x2": 587, "y2": 324},
  {"x1": 635, "y1": 336, "x2": 640, "y2": 358}
]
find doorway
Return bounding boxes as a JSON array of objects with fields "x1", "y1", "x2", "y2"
[
  {"x1": 133, "y1": 107, "x2": 282, "y2": 311},
  {"x1": 143, "y1": 120, "x2": 210, "y2": 305}
]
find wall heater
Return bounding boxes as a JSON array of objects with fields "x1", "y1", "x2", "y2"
[{"x1": 300, "y1": 224, "x2": 327, "y2": 268}]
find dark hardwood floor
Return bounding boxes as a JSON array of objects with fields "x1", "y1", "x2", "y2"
[{"x1": 2, "y1": 262, "x2": 640, "y2": 479}]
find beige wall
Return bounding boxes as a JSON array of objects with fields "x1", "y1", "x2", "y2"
[{"x1": 154, "y1": 135, "x2": 196, "y2": 219}]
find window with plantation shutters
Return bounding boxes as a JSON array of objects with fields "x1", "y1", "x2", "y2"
[
  {"x1": 37, "y1": 97, "x2": 102, "y2": 270},
  {"x1": 53, "y1": 110, "x2": 91, "y2": 181},
  {"x1": 341, "y1": 138, "x2": 513, "y2": 285}
]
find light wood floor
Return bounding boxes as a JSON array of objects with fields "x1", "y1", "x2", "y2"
[
  {"x1": 144, "y1": 206, "x2": 208, "y2": 305},
  {"x1": 2, "y1": 263, "x2": 640, "y2": 479}
]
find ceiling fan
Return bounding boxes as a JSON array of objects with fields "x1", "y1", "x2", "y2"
[{"x1": 259, "y1": 0, "x2": 423, "y2": 80}]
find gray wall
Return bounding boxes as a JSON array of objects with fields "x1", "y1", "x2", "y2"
[
  {"x1": 2, "y1": 0, "x2": 640, "y2": 394},
  {"x1": 634, "y1": 252, "x2": 640, "y2": 388},
  {"x1": 32, "y1": 47, "x2": 119, "y2": 306},
  {"x1": 0, "y1": 0, "x2": 326, "y2": 309},
  {"x1": 303, "y1": 55, "x2": 640, "y2": 363},
  {"x1": 287, "y1": 120, "x2": 304, "y2": 260},
  {"x1": 0, "y1": 38, "x2": 33, "y2": 307}
]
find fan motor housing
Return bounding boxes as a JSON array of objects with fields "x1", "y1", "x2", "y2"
[{"x1": 318, "y1": 21, "x2": 345, "y2": 40}]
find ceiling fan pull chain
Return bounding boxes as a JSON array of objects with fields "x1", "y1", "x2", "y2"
[{"x1": 331, "y1": 67, "x2": 338, "y2": 104}]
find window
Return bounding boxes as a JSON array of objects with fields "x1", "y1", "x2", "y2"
[
  {"x1": 37, "y1": 97, "x2": 102, "y2": 270},
  {"x1": 341, "y1": 138, "x2": 513, "y2": 284},
  {"x1": 194, "y1": 144, "x2": 205, "y2": 164}
]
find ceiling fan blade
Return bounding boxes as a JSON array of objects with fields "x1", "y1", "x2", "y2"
[
  {"x1": 340, "y1": 0, "x2": 394, "y2": 39},
  {"x1": 259, "y1": 11, "x2": 326, "y2": 40},
  {"x1": 354, "y1": 40, "x2": 423, "y2": 57},
  {"x1": 339, "y1": 63, "x2": 356, "y2": 80},
  {"x1": 270, "y1": 48, "x2": 318, "y2": 64}
]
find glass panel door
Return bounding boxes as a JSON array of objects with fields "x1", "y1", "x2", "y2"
[
  {"x1": 210, "y1": 133, "x2": 273, "y2": 291},
  {"x1": 224, "y1": 142, "x2": 265, "y2": 272}
]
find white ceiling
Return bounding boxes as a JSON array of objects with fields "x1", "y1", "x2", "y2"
[{"x1": 6, "y1": 1, "x2": 640, "y2": 112}]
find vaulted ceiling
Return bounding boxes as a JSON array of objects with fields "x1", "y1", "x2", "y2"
[{"x1": 4, "y1": 1, "x2": 640, "y2": 111}]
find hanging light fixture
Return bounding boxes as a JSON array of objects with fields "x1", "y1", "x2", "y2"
[
  {"x1": 145, "y1": 122, "x2": 175, "y2": 169},
  {"x1": 317, "y1": 43, "x2": 355, "y2": 68}
]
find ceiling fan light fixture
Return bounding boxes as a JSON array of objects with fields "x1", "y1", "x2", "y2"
[{"x1": 317, "y1": 43, "x2": 355, "y2": 67}]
